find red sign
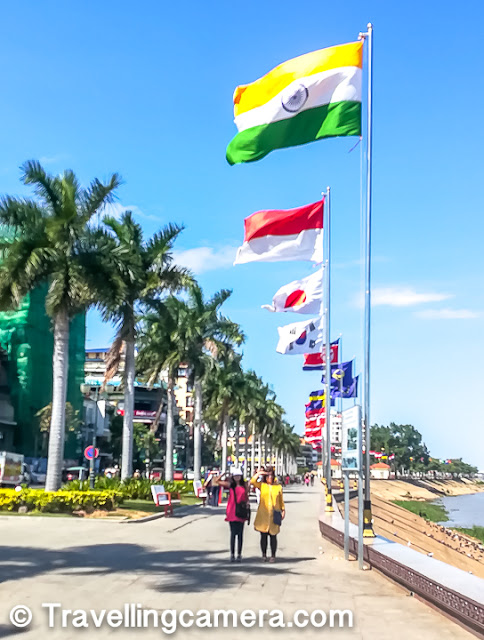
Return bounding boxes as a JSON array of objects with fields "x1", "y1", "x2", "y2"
[
  {"x1": 84, "y1": 446, "x2": 99, "y2": 460},
  {"x1": 117, "y1": 409, "x2": 157, "y2": 418}
]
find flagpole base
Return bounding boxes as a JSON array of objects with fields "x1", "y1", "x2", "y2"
[
  {"x1": 325, "y1": 490, "x2": 334, "y2": 513},
  {"x1": 362, "y1": 499, "x2": 376, "y2": 538}
]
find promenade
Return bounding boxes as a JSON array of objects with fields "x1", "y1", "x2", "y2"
[{"x1": 0, "y1": 485, "x2": 473, "y2": 639}]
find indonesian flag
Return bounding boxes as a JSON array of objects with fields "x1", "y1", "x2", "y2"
[
  {"x1": 262, "y1": 269, "x2": 323, "y2": 314},
  {"x1": 303, "y1": 342, "x2": 339, "y2": 370},
  {"x1": 234, "y1": 200, "x2": 324, "y2": 264},
  {"x1": 276, "y1": 317, "x2": 323, "y2": 355}
]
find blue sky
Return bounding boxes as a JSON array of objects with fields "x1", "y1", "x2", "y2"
[{"x1": 1, "y1": 1, "x2": 483, "y2": 468}]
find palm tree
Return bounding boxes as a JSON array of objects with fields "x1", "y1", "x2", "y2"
[
  {"x1": 203, "y1": 351, "x2": 245, "y2": 472},
  {"x1": 136, "y1": 297, "x2": 185, "y2": 481},
  {"x1": 101, "y1": 213, "x2": 189, "y2": 480},
  {"x1": 0, "y1": 160, "x2": 121, "y2": 490},
  {"x1": 170, "y1": 284, "x2": 244, "y2": 481}
]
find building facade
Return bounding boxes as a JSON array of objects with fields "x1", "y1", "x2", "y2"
[{"x1": 0, "y1": 285, "x2": 85, "y2": 457}]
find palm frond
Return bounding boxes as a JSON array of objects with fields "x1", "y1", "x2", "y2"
[
  {"x1": 104, "y1": 334, "x2": 125, "y2": 387},
  {"x1": 81, "y1": 173, "x2": 122, "y2": 222},
  {"x1": 0, "y1": 197, "x2": 45, "y2": 231},
  {"x1": 21, "y1": 160, "x2": 61, "y2": 213}
]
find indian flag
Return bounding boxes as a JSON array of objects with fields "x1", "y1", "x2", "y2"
[{"x1": 226, "y1": 40, "x2": 363, "y2": 165}]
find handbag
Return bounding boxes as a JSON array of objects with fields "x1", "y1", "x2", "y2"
[
  {"x1": 233, "y1": 488, "x2": 249, "y2": 521},
  {"x1": 273, "y1": 509, "x2": 282, "y2": 526},
  {"x1": 269, "y1": 485, "x2": 283, "y2": 526}
]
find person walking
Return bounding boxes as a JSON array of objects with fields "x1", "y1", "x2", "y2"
[
  {"x1": 250, "y1": 467, "x2": 285, "y2": 562},
  {"x1": 218, "y1": 468, "x2": 249, "y2": 562},
  {"x1": 310, "y1": 473, "x2": 315, "y2": 486}
]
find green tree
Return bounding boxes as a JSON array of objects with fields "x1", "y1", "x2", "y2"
[
  {"x1": 137, "y1": 297, "x2": 185, "y2": 481},
  {"x1": 0, "y1": 161, "x2": 121, "y2": 490},
  {"x1": 101, "y1": 213, "x2": 189, "y2": 481},
  {"x1": 169, "y1": 285, "x2": 244, "y2": 481},
  {"x1": 203, "y1": 350, "x2": 245, "y2": 472}
]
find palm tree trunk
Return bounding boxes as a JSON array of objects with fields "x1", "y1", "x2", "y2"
[
  {"x1": 45, "y1": 310, "x2": 70, "y2": 492},
  {"x1": 193, "y1": 376, "x2": 203, "y2": 481},
  {"x1": 235, "y1": 420, "x2": 240, "y2": 465},
  {"x1": 257, "y1": 434, "x2": 262, "y2": 470},
  {"x1": 121, "y1": 337, "x2": 135, "y2": 480},
  {"x1": 242, "y1": 423, "x2": 247, "y2": 475},
  {"x1": 251, "y1": 424, "x2": 256, "y2": 476},
  {"x1": 165, "y1": 375, "x2": 175, "y2": 481},
  {"x1": 221, "y1": 412, "x2": 228, "y2": 473}
]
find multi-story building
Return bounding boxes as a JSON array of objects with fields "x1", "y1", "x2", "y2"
[
  {"x1": 0, "y1": 285, "x2": 84, "y2": 457},
  {"x1": 169, "y1": 363, "x2": 194, "y2": 429},
  {"x1": 83, "y1": 348, "x2": 165, "y2": 439}
]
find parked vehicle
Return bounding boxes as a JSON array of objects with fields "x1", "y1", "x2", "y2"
[
  {"x1": 0, "y1": 451, "x2": 24, "y2": 486},
  {"x1": 63, "y1": 466, "x2": 88, "y2": 482},
  {"x1": 149, "y1": 467, "x2": 164, "y2": 482},
  {"x1": 173, "y1": 467, "x2": 185, "y2": 481}
]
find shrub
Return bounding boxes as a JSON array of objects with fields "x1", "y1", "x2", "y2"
[
  {"x1": 62, "y1": 477, "x2": 194, "y2": 500},
  {"x1": 0, "y1": 489, "x2": 123, "y2": 513}
]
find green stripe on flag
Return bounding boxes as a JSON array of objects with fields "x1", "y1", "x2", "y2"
[{"x1": 226, "y1": 101, "x2": 361, "y2": 165}]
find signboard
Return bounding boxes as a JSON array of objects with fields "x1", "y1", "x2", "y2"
[
  {"x1": 341, "y1": 405, "x2": 362, "y2": 471},
  {"x1": 84, "y1": 446, "x2": 100, "y2": 460}
]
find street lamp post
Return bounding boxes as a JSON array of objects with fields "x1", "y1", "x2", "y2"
[{"x1": 81, "y1": 384, "x2": 105, "y2": 490}]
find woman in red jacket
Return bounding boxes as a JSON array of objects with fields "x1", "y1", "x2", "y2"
[{"x1": 218, "y1": 468, "x2": 249, "y2": 562}]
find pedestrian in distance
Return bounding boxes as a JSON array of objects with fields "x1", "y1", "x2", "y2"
[
  {"x1": 250, "y1": 467, "x2": 285, "y2": 563},
  {"x1": 218, "y1": 468, "x2": 250, "y2": 562},
  {"x1": 202, "y1": 469, "x2": 214, "y2": 505},
  {"x1": 310, "y1": 473, "x2": 315, "y2": 486},
  {"x1": 211, "y1": 469, "x2": 221, "y2": 506}
]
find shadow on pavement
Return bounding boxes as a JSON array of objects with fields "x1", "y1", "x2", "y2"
[
  {"x1": 0, "y1": 624, "x2": 28, "y2": 637},
  {"x1": 0, "y1": 545, "x2": 315, "y2": 594}
]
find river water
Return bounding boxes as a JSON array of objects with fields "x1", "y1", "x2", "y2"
[{"x1": 438, "y1": 492, "x2": 484, "y2": 528}]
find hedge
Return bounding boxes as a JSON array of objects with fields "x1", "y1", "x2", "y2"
[
  {"x1": 62, "y1": 477, "x2": 194, "y2": 500},
  {"x1": 0, "y1": 489, "x2": 123, "y2": 513}
]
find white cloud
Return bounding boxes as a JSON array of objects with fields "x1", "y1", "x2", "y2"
[
  {"x1": 103, "y1": 202, "x2": 160, "y2": 222},
  {"x1": 414, "y1": 308, "x2": 480, "y2": 320},
  {"x1": 39, "y1": 154, "x2": 68, "y2": 165},
  {"x1": 173, "y1": 246, "x2": 237, "y2": 274},
  {"x1": 371, "y1": 287, "x2": 452, "y2": 307}
]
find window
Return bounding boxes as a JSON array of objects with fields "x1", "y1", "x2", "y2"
[
  {"x1": 186, "y1": 395, "x2": 194, "y2": 407},
  {"x1": 177, "y1": 368, "x2": 187, "y2": 378}
]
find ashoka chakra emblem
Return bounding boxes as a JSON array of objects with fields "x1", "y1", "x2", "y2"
[{"x1": 281, "y1": 84, "x2": 309, "y2": 113}]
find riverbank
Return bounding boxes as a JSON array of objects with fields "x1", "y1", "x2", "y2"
[
  {"x1": 343, "y1": 479, "x2": 484, "y2": 579},
  {"x1": 369, "y1": 478, "x2": 484, "y2": 502}
]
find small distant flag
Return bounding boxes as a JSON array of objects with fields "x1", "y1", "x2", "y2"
[
  {"x1": 331, "y1": 375, "x2": 359, "y2": 399},
  {"x1": 276, "y1": 316, "x2": 324, "y2": 355},
  {"x1": 321, "y1": 360, "x2": 354, "y2": 388},
  {"x1": 262, "y1": 269, "x2": 323, "y2": 315},
  {"x1": 302, "y1": 341, "x2": 339, "y2": 370},
  {"x1": 234, "y1": 201, "x2": 324, "y2": 265}
]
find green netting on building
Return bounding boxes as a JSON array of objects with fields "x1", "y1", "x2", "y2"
[{"x1": 0, "y1": 283, "x2": 85, "y2": 457}]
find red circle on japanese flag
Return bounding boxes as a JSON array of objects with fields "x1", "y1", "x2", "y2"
[{"x1": 284, "y1": 289, "x2": 307, "y2": 309}]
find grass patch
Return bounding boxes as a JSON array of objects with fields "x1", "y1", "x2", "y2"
[
  {"x1": 453, "y1": 526, "x2": 484, "y2": 544},
  {"x1": 392, "y1": 499, "x2": 448, "y2": 522}
]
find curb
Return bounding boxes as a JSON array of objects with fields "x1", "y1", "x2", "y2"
[{"x1": 120, "y1": 502, "x2": 202, "y2": 524}]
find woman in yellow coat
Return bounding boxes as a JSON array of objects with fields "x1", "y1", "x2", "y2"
[{"x1": 250, "y1": 468, "x2": 285, "y2": 562}]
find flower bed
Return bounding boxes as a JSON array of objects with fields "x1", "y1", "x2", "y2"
[{"x1": 0, "y1": 489, "x2": 123, "y2": 513}]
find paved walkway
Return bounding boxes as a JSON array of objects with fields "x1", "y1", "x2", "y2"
[{"x1": 0, "y1": 485, "x2": 473, "y2": 639}]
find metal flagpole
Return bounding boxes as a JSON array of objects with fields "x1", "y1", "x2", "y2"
[
  {"x1": 324, "y1": 187, "x2": 334, "y2": 512},
  {"x1": 360, "y1": 22, "x2": 375, "y2": 538}
]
